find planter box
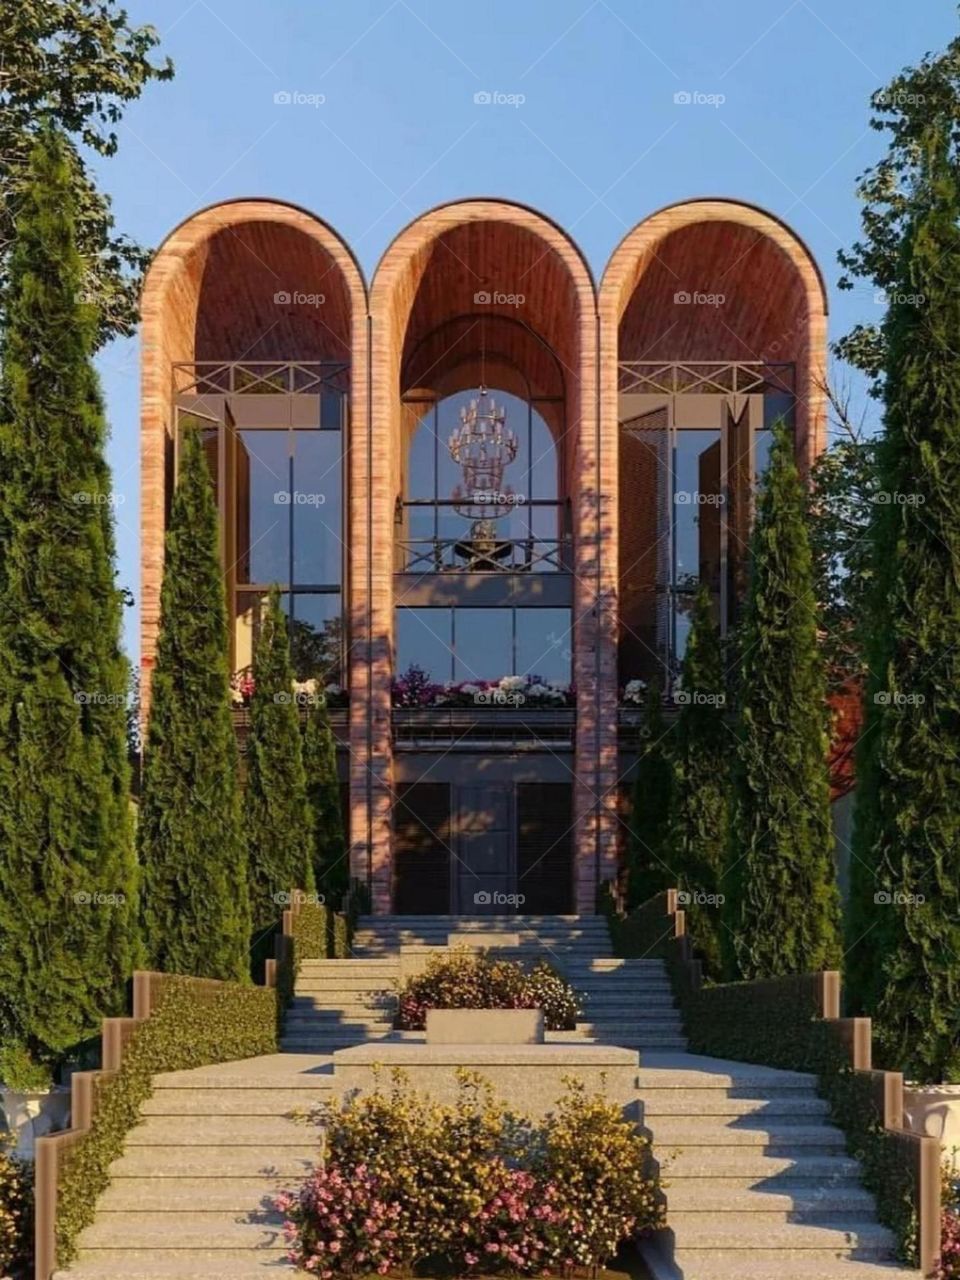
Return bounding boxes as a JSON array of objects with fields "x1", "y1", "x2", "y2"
[
  {"x1": 0, "y1": 1085, "x2": 71, "y2": 1160},
  {"x1": 426, "y1": 1008, "x2": 544, "y2": 1045},
  {"x1": 904, "y1": 1083, "x2": 960, "y2": 1149}
]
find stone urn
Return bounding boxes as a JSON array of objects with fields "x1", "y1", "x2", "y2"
[
  {"x1": 903, "y1": 1083, "x2": 960, "y2": 1153},
  {"x1": 0, "y1": 1084, "x2": 71, "y2": 1160}
]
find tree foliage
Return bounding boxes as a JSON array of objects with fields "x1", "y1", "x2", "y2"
[
  {"x1": 847, "y1": 131, "x2": 960, "y2": 1082},
  {"x1": 302, "y1": 697, "x2": 348, "y2": 905},
  {"x1": 245, "y1": 588, "x2": 314, "y2": 929},
  {"x1": 724, "y1": 426, "x2": 841, "y2": 980},
  {"x1": 626, "y1": 685, "x2": 675, "y2": 910},
  {"x1": 668, "y1": 588, "x2": 729, "y2": 978},
  {"x1": 0, "y1": 128, "x2": 137, "y2": 1081},
  {"x1": 835, "y1": 29, "x2": 960, "y2": 384},
  {"x1": 0, "y1": 0, "x2": 173, "y2": 345},
  {"x1": 138, "y1": 427, "x2": 250, "y2": 983}
]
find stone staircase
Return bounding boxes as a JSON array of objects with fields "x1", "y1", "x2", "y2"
[
  {"x1": 54, "y1": 915, "x2": 922, "y2": 1280},
  {"x1": 638, "y1": 1052, "x2": 921, "y2": 1279}
]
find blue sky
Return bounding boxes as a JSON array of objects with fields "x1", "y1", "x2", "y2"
[{"x1": 93, "y1": 0, "x2": 959, "y2": 656}]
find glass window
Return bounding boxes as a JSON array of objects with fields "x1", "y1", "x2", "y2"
[
  {"x1": 396, "y1": 608, "x2": 453, "y2": 685},
  {"x1": 293, "y1": 430, "x2": 342, "y2": 585},
  {"x1": 516, "y1": 608, "x2": 571, "y2": 683},
  {"x1": 289, "y1": 592, "x2": 342, "y2": 682},
  {"x1": 236, "y1": 429, "x2": 289, "y2": 584},
  {"x1": 454, "y1": 608, "x2": 512, "y2": 683}
]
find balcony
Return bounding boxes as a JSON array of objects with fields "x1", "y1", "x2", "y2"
[{"x1": 392, "y1": 706, "x2": 575, "y2": 750}]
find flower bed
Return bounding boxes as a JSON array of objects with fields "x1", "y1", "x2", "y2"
[
  {"x1": 230, "y1": 669, "x2": 348, "y2": 708},
  {"x1": 392, "y1": 664, "x2": 574, "y2": 709},
  {"x1": 278, "y1": 1071, "x2": 662, "y2": 1276},
  {"x1": 941, "y1": 1157, "x2": 960, "y2": 1278},
  {"x1": 0, "y1": 1139, "x2": 33, "y2": 1279},
  {"x1": 396, "y1": 949, "x2": 581, "y2": 1032}
]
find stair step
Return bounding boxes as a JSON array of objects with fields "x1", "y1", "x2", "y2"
[
  {"x1": 636, "y1": 1067, "x2": 817, "y2": 1090},
  {"x1": 669, "y1": 1218, "x2": 895, "y2": 1252},
  {"x1": 663, "y1": 1183, "x2": 877, "y2": 1214},
  {"x1": 110, "y1": 1147, "x2": 318, "y2": 1178},
  {"x1": 141, "y1": 1088, "x2": 330, "y2": 1116},
  {"x1": 651, "y1": 1119, "x2": 845, "y2": 1148},
  {"x1": 641, "y1": 1240, "x2": 920, "y2": 1280},
  {"x1": 294, "y1": 979, "x2": 399, "y2": 992},
  {"x1": 55, "y1": 1252, "x2": 294, "y2": 1280},
  {"x1": 97, "y1": 1178, "x2": 292, "y2": 1213},
  {"x1": 642, "y1": 1093, "x2": 830, "y2": 1118},
  {"x1": 659, "y1": 1151, "x2": 861, "y2": 1180},
  {"x1": 79, "y1": 1211, "x2": 288, "y2": 1250},
  {"x1": 125, "y1": 1116, "x2": 313, "y2": 1146}
]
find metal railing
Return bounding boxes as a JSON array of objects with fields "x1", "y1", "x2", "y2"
[
  {"x1": 395, "y1": 535, "x2": 570, "y2": 574},
  {"x1": 173, "y1": 359, "x2": 349, "y2": 398},
  {"x1": 617, "y1": 360, "x2": 795, "y2": 397},
  {"x1": 393, "y1": 706, "x2": 576, "y2": 749}
]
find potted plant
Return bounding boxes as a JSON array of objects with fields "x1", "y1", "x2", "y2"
[{"x1": 0, "y1": 1045, "x2": 69, "y2": 1161}]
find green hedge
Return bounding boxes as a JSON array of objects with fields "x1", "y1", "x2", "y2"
[
  {"x1": 56, "y1": 976, "x2": 276, "y2": 1267},
  {"x1": 597, "y1": 884, "x2": 676, "y2": 960},
  {"x1": 275, "y1": 899, "x2": 355, "y2": 1011}
]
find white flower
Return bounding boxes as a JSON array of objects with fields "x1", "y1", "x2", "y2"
[
  {"x1": 459, "y1": 683, "x2": 480, "y2": 696},
  {"x1": 499, "y1": 675, "x2": 526, "y2": 692},
  {"x1": 324, "y1": 683, "x2": 342, "y2": 695},
  {"x1": 230, "y1": 686, "x2": 245, "y2": 705}
]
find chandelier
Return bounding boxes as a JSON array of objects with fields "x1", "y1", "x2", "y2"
[{"x1": 448, "y1": 386, "x2": 518, "y2": 524}]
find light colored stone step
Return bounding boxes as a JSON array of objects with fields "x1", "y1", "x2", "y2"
[
  {"x1": 636, "y1": 1066, "x2": 817, "y2": 1090},
  {"x1": 658, "y1": 1150, "x2": 861, "y2": 1180},
  {"x1": 294, "y1": 978, "x2": 398, "y2": 992},
  {"x1": 57, "y1": 1249, "x2": 293, "y2": 1278},
  {"x1": 669, "y1": 1218, "x2": 895, "y2": 1253},
  {"x1": 97, "y1": 1178, "x2": 291, "y2": 1213},
  {"x1": 651, "y1": 1119, "x2": 846, "y2": 1148},
  {"x1": 642, "y1": 1091, "x2": 830, "y2": 1117},
  {"x1": 663, "y1": 1182, "x2": 877, "y2": 1215},
  {"x1": 110, "y1": 1146, "x2": 317, "y2": 1178},
  {"x1": 79, "y1": 1211, "x2": 288, "y2": 1251},
  {"x1": 141, "y1": 1087, "x2": 330, "y2": 1115},
  {"x1": 641, "y1": 1238, "x2": 920, "y2": 1280},
  {"x1": 124, "y1": 1116, "x2": 312, "y2": 1146}
]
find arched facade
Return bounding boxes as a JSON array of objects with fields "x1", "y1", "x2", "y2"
[{"x1": 140, "y1": 195, "x2": 826, "y2": 915}]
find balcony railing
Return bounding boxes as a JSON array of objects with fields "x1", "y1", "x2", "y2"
[
  {"x1": 173, "y1": 359, "x2": 349, "y2": 397},
  {"x1": 617, "y1": 360, "x2": 795, "y2": 397},
  {"x1": 393, "y1": 706, "x2": 575, "y2": 749},
  {"x1": 395, "y1": 535, "x2": 570, "y2": 574}
]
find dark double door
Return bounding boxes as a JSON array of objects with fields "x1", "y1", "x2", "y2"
[{"x1": 393, "y1": 781, "x2": 573, "y2": 915}]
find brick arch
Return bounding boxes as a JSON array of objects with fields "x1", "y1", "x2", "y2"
[
  {"x1": 365, "y1": 200, "x2": 605, "y2": 912},
  {"x1": 139, "y1": 199, "x2": 368, "y2": 718}
]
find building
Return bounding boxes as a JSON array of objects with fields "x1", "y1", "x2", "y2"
[{"x1": 140, "y1": 196, "x2": 827, "y2": 916}]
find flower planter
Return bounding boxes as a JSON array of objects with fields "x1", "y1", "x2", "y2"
[
  {"x1": 0, "y1": 1083, "x2": 70, "y2": 1160},
  {"x1": 903, "y1": 1083, "x2": 960, "y2": 1149},
  {"x1": 426, "y1": 1007, "x2": 545, "y2": 1045}
]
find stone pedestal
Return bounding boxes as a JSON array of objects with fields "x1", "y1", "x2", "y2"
[
  {"x1": 426, "y1": 1008, "x2": 544, "y2": 1044},
  {"x1": 904, "y1": 1083, "x2": 960, "y2": 1150},
  {"x1": 332, "y1": 1042, "x2": 639, "y2": 1118}
]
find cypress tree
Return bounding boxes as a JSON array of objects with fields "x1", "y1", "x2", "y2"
[
  {"x1": 669, "y1": 587, "x2": 729, "y2": 978},
  {"x1": 302, "y1": 698, "x2": 348, "y2": 905},
  {"x1": 0, "y1": 128, "x2": 137, "y2": 1081},
  {"x1": 245, "y1": 588, "x2": 314, "y2": 929},
  {"x1": 847, "y1": 131, "x2": 960, "y2": 1082},
  {"x1": 626, "y1": 684, "x2": 675, "y2": 909},
  {"x1": 137, "y1": 427, "x2": 250, "y2": 982},
  {"x1": 724, "y1": 425, "x2": 841, "y2": 980}
]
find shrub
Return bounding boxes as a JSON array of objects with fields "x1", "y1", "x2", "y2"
[
  {"x1": 278, "y1": 1070, "x2": 661, "y2": 1275},
  {"x1": 396, "y1": 950, "x2": 581, "y2": 1031},
  {"x1": 0, "y1": 1141, "x2": 33, "y2": 1279},
  {"x1": 941, "y1": 1157, "x2": 960, "y2": 1279}
]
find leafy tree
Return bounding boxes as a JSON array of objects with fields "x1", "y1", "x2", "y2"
[
  {"x1": 245, "y1": 588, "x2": 314, "y2": 929},
  {"x1": 137, "y1": 428, "x2": 250, "y2": 982},
  {"x1": 0, "y1": 1, "x2": 173, "y2": 345},
  {"x1": 724, "y1": 426, "x2": 842, "y2": 980},
  {"x1": 835, "y1": 30, "x2": 960, "y2": 384},
  {"x1": 668, "y1": 588, "x2": 729, "y2": 978},
  {"x1": 847, "y1": 131, "x2": 960, "y2": 1082},
  {"x1": 0, "y1": 128, "x2": 137, "y2": 1083},
  {"x1": 626, "y1": 684, "x2": 675, "y2": 909},
  {"x1": 302, "y1": 697, "x2": 348, "y2": 904},
  {"x1": 806, "y1": 382, "x2": 881, "y2": 688}
]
